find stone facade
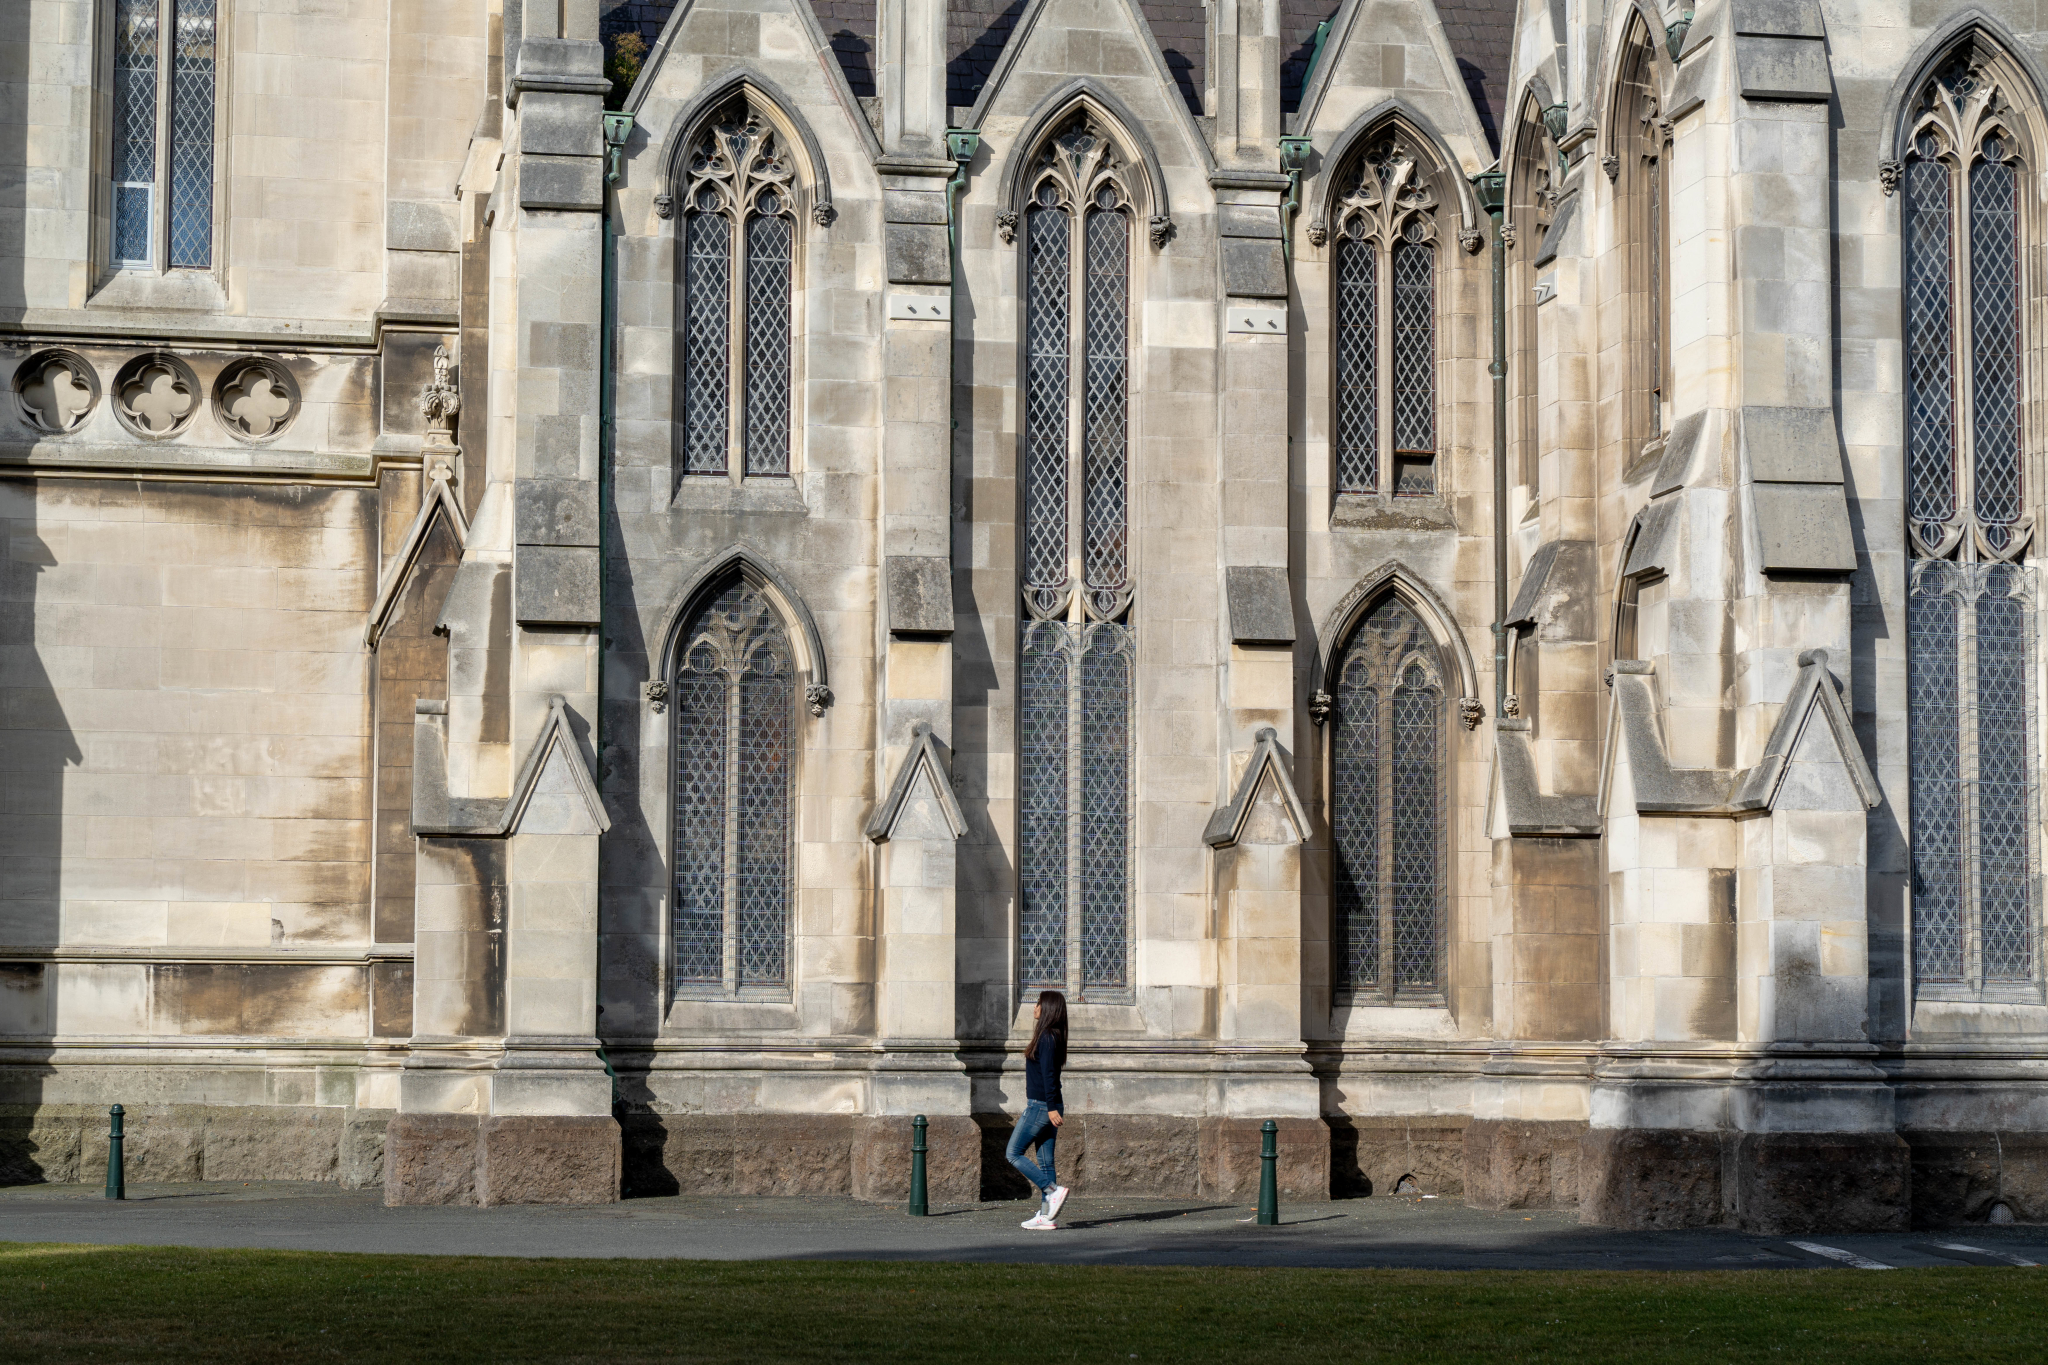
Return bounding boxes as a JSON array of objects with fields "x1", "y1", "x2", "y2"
[{"x1": 4, "y1": 0, "x2": 2048, "y2": 1230}]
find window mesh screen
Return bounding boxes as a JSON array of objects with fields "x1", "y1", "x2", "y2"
[
  {"x1": 1082, "y1": 205, "x2": 1129, "y2": 595},
  {"x1": 1079, "y1": 625, "x2": 1132, "y2": 989},
  {"x1": 1904, "y1": 150, "x2": 1957, "y2": 532},
  {"x1": 1390, "y1": 238, "x2": 1435, "y2": 459},
  {"x1": 1969, "y1": 149, "x2": 2022, "y2": 549},
  {"x1": 1333, "y1": 235, "x2": 1378, "y2": 493},
  {"x1": 168, "y1": 0, "x2": 215, "y2": 268},
  {"x1": 681, "y1": 204, "x2": 732, "y2": 475},
  {"x1": 1018, "y1": 623, "x2": 1071, "y2": 990},
  {"x1": 1023, "y1": 203, "x2": 1071, "y2": 596},
  {"x1": 742, "y1": 210, "x2": 793, "y2": 476},
  {"x1": 1909, "y1": 561, "x2": 2039, "y2": 990},
  {"x1": 113, "y1": 0, "x2": 159, "y2": 265},
  {"x1": 671, "y1": 576, "x2": 795, "y2": 994},
  {"x1": 1331, "y1": 596, "x2": 1444, "y2": 999}
]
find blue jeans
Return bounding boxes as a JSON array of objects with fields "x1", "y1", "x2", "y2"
[{"x1": 1005, "y1": 1100, "x2": 1058, "y2": 1194}]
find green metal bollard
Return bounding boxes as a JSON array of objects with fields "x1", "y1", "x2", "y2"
[
  {"x1": 105, "y1": 1104, "x2": 125, "y2": 1201},
  {"x1": 908, "y1": 1114, "x2": 929, "y2": 1216},
  {"x1": 1256, "y1": 1119, "x2": 1278, "y2": 1225}
]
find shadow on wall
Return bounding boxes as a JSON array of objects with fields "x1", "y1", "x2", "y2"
[{"x1": 0, "y1": 500, "x2": 84, "y2": 1185}]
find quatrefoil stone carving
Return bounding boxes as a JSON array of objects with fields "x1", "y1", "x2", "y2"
[
  {"x1": 14, "y1": 352, "x2": 97, "y2": 434},
  {"x1": 217, "y1": 359, "x2": 296, "y2": 439},
  {"x1": 114, "y1": 356, "x2": 199, "y2": 436}
]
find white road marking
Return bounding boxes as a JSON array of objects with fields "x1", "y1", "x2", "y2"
[
  {"x1": 1788, "y1": 1241, "x2": 1894, "y2": 1270},
  {"x1": 1932, "y1": 1241, "x2": 2040, "y2": 1267}
]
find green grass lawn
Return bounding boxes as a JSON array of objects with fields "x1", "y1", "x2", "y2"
[{"x1": 1, "y1": 1241, "x2": 2039, "y2": 1363}]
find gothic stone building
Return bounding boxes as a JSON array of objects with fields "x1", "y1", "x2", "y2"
[{"x1": 1, "y1": 0, "x2": 2046, "y2": 1231}]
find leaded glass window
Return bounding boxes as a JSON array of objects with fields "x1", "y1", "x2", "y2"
[
  {"x1": 675, "y1": 100, "x2": 797, "y2": 485},
  {"x1": 108, "y1": 0, "x2": 216, "y2": 271},
  {"x1": 1329, "y1": 132, "x2": 1440, "y2": 496},
  {"x1": 1616, "y1": 22, "x2": 1669, "y2": 458},
  {"x1": 1017, "y1": 112, "x2": 1136, "y2": 999},
  {"x1": 1330, "y1": 595, "x2": 1446, "y2": 1002},
  {"x1": 671, "y1": 573, "x2": 796, "y2": 997},
  {"x1": 1902, "y1": 46, "x2": 2041, "y2": 1000}
]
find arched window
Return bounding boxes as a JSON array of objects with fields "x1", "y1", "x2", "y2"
[
  {"x1": 1329, "y1": 594, "x2": 1447, "y2": 1003},
  {"x1": 671, "y1": 572, "x2": 796, "y2": 997},
  {"x1": 1330, "y1": 129, "x2": 1442, "y2": 497},
  {"x1": 1612, "y1": 21, "x2": 1669, "y2": 463},
  {"x1": 1901, "y1": 41, "x2": 2040, "y2": 999},
  {"x1": 1509, "y1": 101, "x2": 1560, "y2": 492},
  {"x1": 676, "y1": 98, "x2": 797, "y2": 484},
  {"x1": 1016, "y1": 110, "x2": 1137, "y2": 1000}
]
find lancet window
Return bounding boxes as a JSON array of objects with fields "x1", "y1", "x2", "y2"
[
  {"x1": 1614, "y1": 23, "x2": 1670, "y2": 460},
  {"x1": 1329, "y1": 595, "x2": 1446, "y2": 1003},
  {"x1": 1330, "y1": 131, "x2": 1441, "y2": 497},
  {"x1": 1510, "y1": 104, "x2": 1560, "y2": 491},
  {"x1": 671, "y1": 573, "x2": 796, "y2": 998},
  {"x1": 1016, "y1": 111, "x2": 1137, "y2": 1000},
  {"x1": 110, "y1": 0, "x2": 217, "y2": 270},
  {"x1": 676, "y1": 100, "x2": 797, "y2": 483},
  {"x1": 1902, "y1": 44, "x2": 2041, "y2": 998}
]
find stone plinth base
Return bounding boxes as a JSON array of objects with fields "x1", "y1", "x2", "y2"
[
  {"x1": 1731, "y1": 1131, "x2": 1909, "y2": 1234},
  {"x1": 1464, "y1": 1119, "x2": 1584, "y2": 1210},
  {"x1": 0, "y1": 1104, "x2": 388, "y2": 1189},
  {"x1": 622, "y1": 1112, "x2": 1330, "y2": 1202},
  {"x1": 1904, "y1": 1130, "x2": 2048, "y2": 1227},
  {"x1": 1579, "y1": 1126, "x2": 1724, "y2": 1229},
  {"x1": 1331, "y1": 1117, "x2": 1469, "y2": 1198},
  {"x1": 1579, "y1": 1127, "x2": 1911, "y2": 1232},
  {"x1": 384, "y1": 1113, "x2": 620, "y2": 1206},
  {"x1": 621, "y1": 1112, "x2": 980, "y2": 1203}
]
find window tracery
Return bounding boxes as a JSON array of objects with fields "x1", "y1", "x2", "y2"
[
  {"x1": 671, "y1": 573, "x2": 797, "y2": 998},
  {"x1": 1330, "y1": 131, "x2": 1440, "y2": 497},
  {"x1": 676, "y1": 99, "x2": 797, "y2": 484},
  {"x1": 1016, "y1": 110, "x2": 1136, "y2": 1000},
  {"x1": 1902, "y1": 41, "x2": 2042, "y2": 1000},
  {"x1": 1330, "y1": 595, "x2": 1446, "y2": 1003}
]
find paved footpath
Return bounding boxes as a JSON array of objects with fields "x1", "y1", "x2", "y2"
[{"x1": 4, "y1": 1182, "x2": 2046, "y2": 1271}]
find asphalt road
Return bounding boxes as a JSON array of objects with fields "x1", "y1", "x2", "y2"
[{"x1": 3, "y1": 1182, "x2": 2045, "y2": 1271}]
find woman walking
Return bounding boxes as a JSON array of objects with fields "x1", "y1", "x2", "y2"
[{"x1": 1009, "y1": 989, "x2": 1070, "y2": 1230}]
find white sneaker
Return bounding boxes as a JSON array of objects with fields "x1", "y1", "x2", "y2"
[
  {"x1": 1021, "y1": 1213, "x2": 1057, "y2": 1230},
  {"x1": 1044, "y1": 1185, "x2": 1070, "y2": 1220}
]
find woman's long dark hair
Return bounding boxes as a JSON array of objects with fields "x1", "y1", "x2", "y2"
[{"x1": 1025, "y1": 989, "x2": 1067, "y2": 1061}]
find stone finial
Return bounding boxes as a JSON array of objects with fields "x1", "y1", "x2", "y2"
[
  {"x1": 419, "y1": 345, "x2": 460, "y2": 439},
  {"x1": 1878, "y1": 160, "x2": 1903, "y2": 196}
]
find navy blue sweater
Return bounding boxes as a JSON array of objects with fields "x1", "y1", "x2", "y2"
[{"x1": 1025, "y1": 1031, "x2": 1066, "y2": 1112}]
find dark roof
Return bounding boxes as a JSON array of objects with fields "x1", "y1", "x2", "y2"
[
  {"x1": 1279, "y1": 0, "x2": 1340, "y2": 114},
  {"x1": 1436, "y1": 0, "x2": 1518, "y2": 155},
  {"x1": 1136, "y1": 0, "x2": 1204, "y2": 117},
  {"x1": 811, "y1": 0, "x2": 878, "y2": 96},
  {"x1": 949, "y1": 0, "x2": 1030, "y2": 109},
  {"x1": 598, "y1": 0, "x2": 874, "y2": 100}
]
